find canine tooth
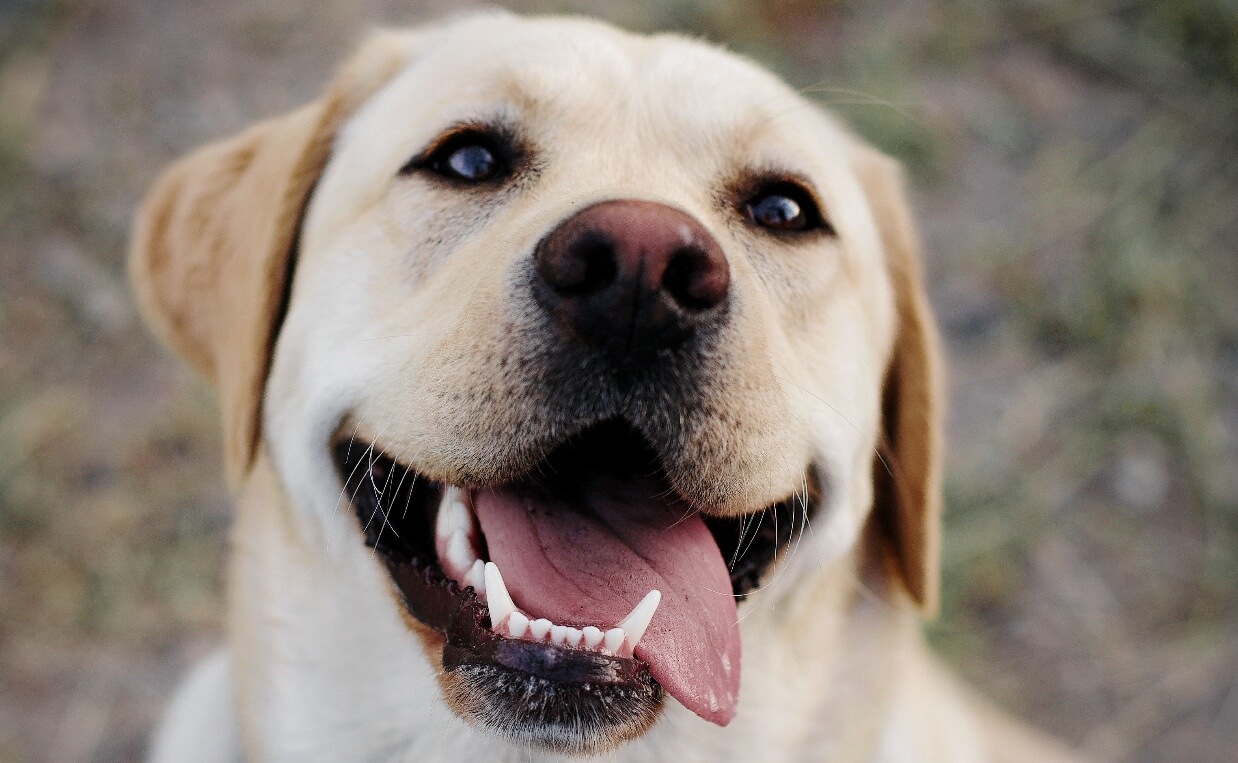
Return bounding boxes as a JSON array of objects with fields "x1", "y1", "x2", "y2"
[
  {"x1": 435, "y1": 486, "x2": 473, "y2": 538},
  {"x1": 603, "y1": 628, "x2": 626, "y2": 653},
  {"x1": 447, "y1": 530, "x2": 474, "y2": 571},
  {"x1": 566, "y1": 627, "x2": 583, "y2": 647},
  {"x1": 550, "y1": 625, "x2": 568, "y2": 645},
  {"x1": 507, "y1": 611, "x2": 529, "y2": 639},
  {"x1": 529, "y1": 618, "x2": 553, "y2": 641},
  {"x1": 615, "y1": 589, "x2": 661, "y2": 650},
  {"x1": 464, "y1": 559, "x2": 486, "y2": 594},
  {"x1": 483, "y1": 563, "x2": 516, "y2": 626}
]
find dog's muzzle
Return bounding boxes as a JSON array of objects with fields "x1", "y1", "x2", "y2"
[{"x1": 330, "y1": 202, "x2": 816, "y2": 753}]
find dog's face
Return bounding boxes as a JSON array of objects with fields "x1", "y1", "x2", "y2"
[{"x1": 132, "y1": 14, "x2": 942, "y2": 756}]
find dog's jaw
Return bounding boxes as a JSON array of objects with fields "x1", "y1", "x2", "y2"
[
  {"x1": 229, "y1": 447, "x2": 868, "y2": 762},
  {"x1": 323, "y1": 422, "x2": 822, "y2": 752}
]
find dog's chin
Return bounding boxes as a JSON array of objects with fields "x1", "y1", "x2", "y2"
[
  {"x1": 379, "y1": 546, "x2": 665, "y2": 754},
  {"x1": 441, "y1": 643, "x2": 664, "y2": 754},
  {"x1": 334, "y1": 418, "x2": 815, "y2": 754}
]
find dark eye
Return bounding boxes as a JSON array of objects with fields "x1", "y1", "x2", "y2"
[
  {"x1": 744, "y1": 182, "x2": 829, "y2": 234},
  {"x1": 440, "y1": 143, "x2": 496, "y2": 181},
  {"x1": 403, "y1": 129, "x2": 512, "y2": 183}
]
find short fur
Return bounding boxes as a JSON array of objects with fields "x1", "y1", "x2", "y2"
[{"x1": 132, "y1": 14, "x2": 1086, "y2": 763}]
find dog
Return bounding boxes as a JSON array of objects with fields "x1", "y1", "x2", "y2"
[{"x1": 131, "y1": 12, "x2": 1087, "y2": 762}]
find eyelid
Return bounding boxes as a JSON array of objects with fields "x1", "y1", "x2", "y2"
[
  {"x1": 734, "y1": 174, "x2": 832, "y2": 235},
  {"x1": 399, "y1": 122, "x2": 517, "y2": 177}
]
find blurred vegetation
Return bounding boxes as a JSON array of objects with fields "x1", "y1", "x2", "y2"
[{"x1": 0, "y1": 0, "x2": 1234, "y2": 761}]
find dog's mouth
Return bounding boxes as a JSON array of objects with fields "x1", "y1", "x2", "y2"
[{"x1": 333, "y1": 419, "x2": 811, "y2": 751}]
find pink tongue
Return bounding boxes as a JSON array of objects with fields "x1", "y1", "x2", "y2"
[{"x1": 472, "y1": 475, "x2": 741, "y2": 725}]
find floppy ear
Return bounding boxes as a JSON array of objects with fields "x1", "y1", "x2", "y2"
[
  {"x1": 129, "y1": 30, "x2": 419, "y2": 486},
  {"x1": 854, "y1": 146, "x2": 945, "y2": 615}
]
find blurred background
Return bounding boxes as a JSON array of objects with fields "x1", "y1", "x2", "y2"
[{"x1": 0, "y1": 0, "x2": 1235, "y2": 760}]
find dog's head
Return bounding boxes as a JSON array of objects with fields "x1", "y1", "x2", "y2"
[{"x1": 131, "y1": 13, "x2": 941, "y2": 755}]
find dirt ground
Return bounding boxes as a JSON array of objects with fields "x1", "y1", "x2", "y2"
[{"x1": 1, "y1": 0, "x2": 1235, "y2": 761}]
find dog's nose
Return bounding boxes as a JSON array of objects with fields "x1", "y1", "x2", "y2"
[{"x1": 534, "y1": 200, "x2": 730, "y2": 356}]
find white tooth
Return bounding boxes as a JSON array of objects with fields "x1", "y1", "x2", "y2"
[
  {"x1": 507, "y1": 611, "x2": 529, "y2": 639},
  {"x1": 484, "y1": 563, "x2": 516, "y2": 627},
  {"x1": 434, "y1": 490, "x2": 452, "y2": 538},
  {"x1": 550, "y1": 625, "x2": 568, "y2": 645},
  {"x1": 464, "y1": 559, "x2": 486, "y2": 594},
  {"x1": 582, "y1": 626, "x2": 604, "y2": 648},
  {"x1": 435, "y1": 486, "x2": 473, "y2": 538},
  {"x1": 603, "y1": 628, "x2": 626, "y2": 653},
  {"x1": 447, "y1": 530, "x2": 474, "y2": 571},
  {"x1": 529, "y1": 618, "x2": 553, "y2": 641},
  {"x1": 615, "y1": 589, "x2": 661, "y2": 649},
  {"x1": 566, "y1": 627, "x2": 583, "y2": 647}
]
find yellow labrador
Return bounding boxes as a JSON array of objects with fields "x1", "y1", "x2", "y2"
[{"x1": 132, "y1": 13, "x2": 1086, "y2": 763}]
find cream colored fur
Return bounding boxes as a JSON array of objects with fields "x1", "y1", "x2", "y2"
[{"x1": 132, "y1": 13, "x2": 1087, "y2": 763}]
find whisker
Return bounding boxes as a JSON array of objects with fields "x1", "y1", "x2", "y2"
[
  {"x1": 665, "y1": 503, "x2": 703, "y2": 530},
  {"x1": 327, "y1": 422, "x2": 369, "y2": 557},
  {"x1": 769, "y1": 361, "x2": 896, "y2": 483},
  {"x1": 355, "y1": 426, "x2": 397, "y2": 543},
  {"x1": 366, "y1": 445, "x2": 401, "y2": 553},
  {"x1": 358, "y1": 333, "x2": 421, "y2": 342},
  {"x1": 727, "y1": 510, "x2": 753, "y2": 571},
  {"x1": 732, "y1": 508, "x2": 767, "y2": 572}
]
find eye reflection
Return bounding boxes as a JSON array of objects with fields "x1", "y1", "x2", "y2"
[
  {"x1": 749, "y1": 194, "x2": 804, "y2": 230},
  {"x1": 444, "y1": 143, "x2": 497, "y2": 181},
  {"x1": 742, "y1": 180, "x2": 829, "y2": 235}
]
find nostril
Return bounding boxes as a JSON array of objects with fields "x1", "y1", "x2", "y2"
[
  {"x1": 663, "y1": 247, "x2": 728, "y2": 312},
  {"x1": 538, "y1": 232, "x2": 618, "y2": 298},
  {"x1": 570, "y1": 237, "x2": 618, "y2": 297}
]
